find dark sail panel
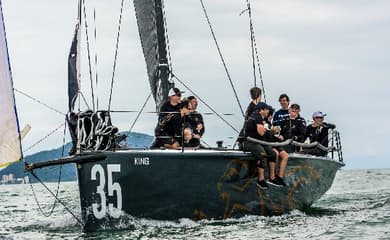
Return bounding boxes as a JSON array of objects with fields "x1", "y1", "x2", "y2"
[
  {"x1": 68, "y1": 1, "x2": 81, "y2": 112},
  {"x1": 68, "y1": 22, "x2": 80, "y2": 112},
  {"x1": 133, "y1": 0, "x2": 171, "y2": 110}
]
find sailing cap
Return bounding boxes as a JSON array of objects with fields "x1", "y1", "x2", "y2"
[
  {"x1": 312, "y1": 111, "x2": 327, "y2": 118},
  {"x1": 290, "y1": 103, "x2": 300, "y2": 110},
  {"x1": 168, "y1": 87, "x2": 182, "y2": 97},
  {"x1": 255, "y1": 102, "x2": 272, "y2": 110}
]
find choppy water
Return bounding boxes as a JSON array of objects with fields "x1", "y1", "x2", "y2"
[{"x1": 1, "y1": 169, "x2": 390, "y2": 239}]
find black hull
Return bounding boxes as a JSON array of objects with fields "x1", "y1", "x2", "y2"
[{"x1": 76, "y1": 149, "x2": 344, "y2": 231}]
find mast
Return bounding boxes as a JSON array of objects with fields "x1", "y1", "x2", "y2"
[
  {"x1": 133, "y1": 0, "x2": 172, "y2": 111},
  {"x1": 0, "y1": 0, "x2": 23, "y2": 167}
]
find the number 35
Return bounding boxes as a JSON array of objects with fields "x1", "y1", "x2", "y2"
[{"x1": 91, "y1": 164, "x2": 122, "y2": 219}]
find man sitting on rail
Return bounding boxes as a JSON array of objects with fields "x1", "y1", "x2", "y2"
[
  {"x1": 277, "y1": 103, "x2": 306, "y2": 153},
  {"x1": 305, "y1": 111, "x2": 336, "y2": 156},
  {"x1": 242, "y1": 102, "x2": 285, "y2": 189},
  {"x1": 152, "y1": 99, "x2": 194, "y2": 149}
]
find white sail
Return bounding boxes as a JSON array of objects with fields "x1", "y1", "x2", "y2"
[{"x1": 0, "y1": 1, "x2": 22, "y2": 167}]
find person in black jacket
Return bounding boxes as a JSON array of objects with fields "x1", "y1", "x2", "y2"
[
  {"x1": 152, "y1": 97, "x2": 194, "y2": 149},
  {"x1": 187, "y1": 96, "x2": 204, "y2": 147},
  {"x1": 236, "y1": 87, "x2": 262, "y2": 148},
  {"x1": 278, "y1": 103, "x2": 306, "y2": 153},
  {"x1": 305, "y1": 111, "x2": 336, "y2": 156},
  {"x1": 242, "y1": 102, "x2": 285, "y2": 189}
]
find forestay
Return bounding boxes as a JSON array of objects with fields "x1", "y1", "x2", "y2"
[{"x1": 0, "y1": 1, "x2": 22, "y2": 167}]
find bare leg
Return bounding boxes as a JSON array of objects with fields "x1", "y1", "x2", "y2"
[
  {"x1": 183, "y1": 128, "x2": 193, "y2": 143},
  {"x1": 269, "y1": 149, "x2": 279, "y2": 180},
  {"x1": 269, "y1": 162, "x2": 276, "y2": 180},
  {"x1": 257, "y1": 166, "x2": 265, "y2": 181},
  {"x1": 278, "y1": 151, "x2": 289, "y2": 178}
]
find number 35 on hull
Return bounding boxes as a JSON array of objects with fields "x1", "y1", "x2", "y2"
[{"x1": 78, "y1": 163, "x2": 123, "y2": 228}]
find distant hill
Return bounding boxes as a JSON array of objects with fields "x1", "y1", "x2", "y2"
[{"x1": 0, "y1": 132, "x2": 153, "y2": 183}]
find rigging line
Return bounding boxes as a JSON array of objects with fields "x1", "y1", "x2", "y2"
[
  {"x1": 200, "y1": 139, "x2": 211, "y2": 148},
  {"x1": 25, "y1": 121, "x2": 68, "y2": 218},
  {"x1": 246, "y1": 1, "x2": 257, "y2": 88},
  {"x1": 161, "y1": 0, "x2": 173, "y2": 76},
  {"x1": 14, "y1": 88, "x2": 65, "y2": 116},
  {"x1": 199, "y1": 0, "x2": 245, "y2": 118},
  {"x1": 79, "y1": 91, "x2": 91, "y2": 110},
  {"x1": 93, "y1": 7, "x2": 99, "y2": 110},
  {"x1": 127, "y1": 93, "x2": 152, "y2": 134},
  {"x1": 245, "y1": 0, "x2": 267, "y2": 103},
  {"x1": 107, "y1": 0, "x2": 125, "y2": 112},
  {"x1": 173, "y1": 74, "x2": 239, "y2": 134},
  {"x1": 29, "y1": 171, "x2": 85, "y2": 228},
  {"x1": 23, "y1": 122, "x2": 65, "y2": 153},
  {"x1": 82, "y1": 0, "x2": 96, "y2": 111}
]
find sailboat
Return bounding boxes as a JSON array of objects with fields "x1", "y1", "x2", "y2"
[{"x1": 2, "y1": 0, "x2": 344, "y2": 232}]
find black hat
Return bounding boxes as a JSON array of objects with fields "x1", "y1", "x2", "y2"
[
  {"x1": 255, "y1": 102, "x2": 272, "y2": 110},
  {"x1": 290, "y1": 103, "x2": 300, "y2": 110}
]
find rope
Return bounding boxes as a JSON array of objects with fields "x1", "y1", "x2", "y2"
[
  {"x1": 25, "y1": 121, "x2": 68, "y2": 218},
  {"x1": 244, "y1": 0, "x2": 267, "y2": 103},
  {"x1": 23, "y1": 122, "x2": 65, "y2": 153},
  {"x1": 127, "y1": 93, "x2": 152, "y2": 133},
  {"x1": 29, "y1": 171, "x2": 84, "y2": 227},
  {"x1": 14, "y1": 88, "x2": 65, "y2": 116},
  {"x1": 107, "y1": 0, "x2": 125, "y2": 112},
  {"x1": 173, "y1": 74, "x2": 239, "y2": 134},
  {"x1": 199, "y1": 0, "x2": 245, "y2": 118},
  {"x1": 82, "y1": 0, "x2": 96, "y2": 111}
]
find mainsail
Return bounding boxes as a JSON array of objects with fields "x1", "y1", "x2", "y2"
[
  {"x1": 133, "y1": 0, "x2": 172, "y2": 110},
  {"x1": 0, "y1": 1, "x2": 22, "y2": 167}
]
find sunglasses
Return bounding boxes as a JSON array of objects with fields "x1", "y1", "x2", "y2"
[{"x1": 315, "y1": 117, "x2": 324, "y2": 119}]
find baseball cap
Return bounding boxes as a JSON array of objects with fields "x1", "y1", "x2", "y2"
[
  {"x1": 290, "y1": 103, "x2": 300, "y2": 110},
  {"x1": 312, "y1": 111, "x2": 327, "y2": 118},
  {"x1": 168, "y1": 87, "x2": 182, "y2": 97}
]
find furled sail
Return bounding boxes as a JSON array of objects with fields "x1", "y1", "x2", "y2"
[
  {"x1": 0, "y1": 1, "x2": 22, "y2": 167},
  {"x1": 133, "y1": 0, "x2": 172, "y2": 110},
  {"x1": 68, "y1": 0, "x2": 81, "y2": 112}
]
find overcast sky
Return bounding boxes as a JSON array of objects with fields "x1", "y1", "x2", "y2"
[{"x1": 2, "y1": 0, "x2": 389, "y2": 169}]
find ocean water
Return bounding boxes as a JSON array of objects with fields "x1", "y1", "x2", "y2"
[{"x1": 1, "y1": 169, "x2": 389, "y2": 239}]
